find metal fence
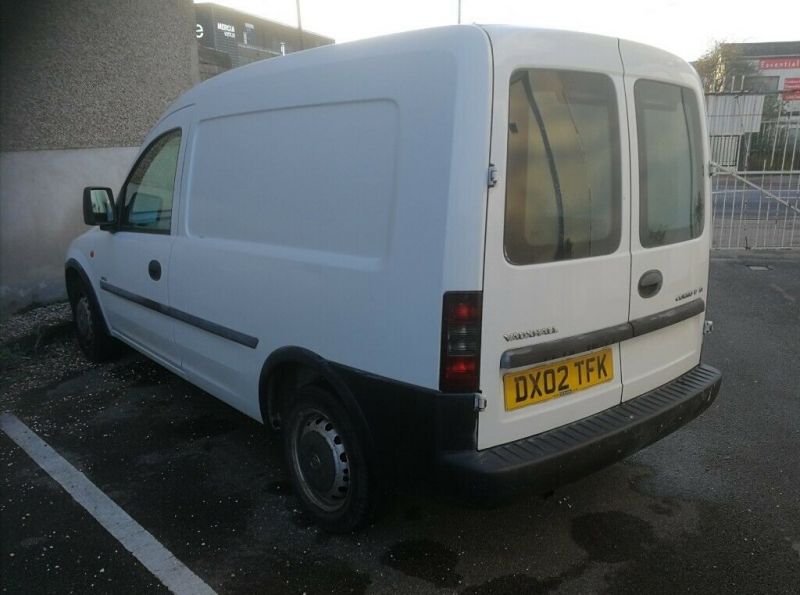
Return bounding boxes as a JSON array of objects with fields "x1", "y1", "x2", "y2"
[{"x1": 707, "y1": 87, "x2": 800, "y2": 249}]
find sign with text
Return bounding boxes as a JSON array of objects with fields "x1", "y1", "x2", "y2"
[
  {"x1": 759, "y1": 57, "x2": 800, "y2": 70},
  {"x1": 217, "y1": 22, "x2": 236, "y2": 39},
  {"x1": 784, "y1": 77, "x2": 800, "y2": 101}
]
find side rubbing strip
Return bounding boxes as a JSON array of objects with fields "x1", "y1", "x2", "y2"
[
  {"x1": 100, "y1": 281, "x2": 259, "y2": 349},
  {"x1": 100, "y1": 281, "x2": 165, "y2": 313},
  {"x1": 500, "y1": 298, "x2": 705, "y2": 370}
]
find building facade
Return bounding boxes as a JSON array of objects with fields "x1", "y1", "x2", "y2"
[
  {"x1": 731, "y1": 41, "x2": 800, "y2": 97},
  {"x1": 0, "y1": 0, "x2": 200, "y2": 316},
  {"x1": 0, "y1": 1, "x2": 334, "y2": 316},
  {"x1": 704, "y1": 41, "x2": 800, "y2": 170},
  {"x1": 195, "y1": 3, "x2": 334, "y2": 80}
]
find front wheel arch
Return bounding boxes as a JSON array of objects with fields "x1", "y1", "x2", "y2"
[{"x1": 64, "y1": 259, "x2": 110, "y2": 335}]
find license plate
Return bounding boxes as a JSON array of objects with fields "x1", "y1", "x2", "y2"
[{"x1": 503, "y1": 347, "x2": 614, "y2": 411}]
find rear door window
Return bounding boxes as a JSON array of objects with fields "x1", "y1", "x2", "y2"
[
  {"x1": 634, "y1": 80, "x2": 704, "y2": 248},
  {"x1": 504, "y1": 69, "x2": 621, "y2": 265}
]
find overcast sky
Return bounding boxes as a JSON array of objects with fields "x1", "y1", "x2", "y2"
[{"x1": 197, "y1": 0, "x2": 799, "y2": 61}]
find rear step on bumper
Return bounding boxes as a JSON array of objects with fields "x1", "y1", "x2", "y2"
[{"x1": 436, "y1": 364, "x2": 722, "y2": 502}]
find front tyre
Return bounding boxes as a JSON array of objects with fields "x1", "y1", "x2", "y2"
[
  {"x1": 70, "y1": 281, "x2": 119, "y2": 363},
  {"x1": 283, "y1": 385, "x2": 376, "y2": 532}
]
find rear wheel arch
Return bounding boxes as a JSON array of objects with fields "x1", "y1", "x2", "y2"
[{"x1": 258, "y1": 347, "x2": 373, "y2": 450}]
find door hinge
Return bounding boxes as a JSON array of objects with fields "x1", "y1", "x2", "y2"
[
  {"x1": 474, "y1": 395, "x2": 487, "y2": 411},
  {"x1": 487, "y1": 163, "x2": 498, "y2": 188}
]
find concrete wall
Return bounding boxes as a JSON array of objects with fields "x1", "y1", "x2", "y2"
[
  {"x1": 0, "y1": 0, "x2": 199, "y2": 316},
  {"x1": 0, "y1": 148, "x2": 138, "y2": 312},
  {"x1": 0, "y1": 0, "x2": 199, "y2": 151}
]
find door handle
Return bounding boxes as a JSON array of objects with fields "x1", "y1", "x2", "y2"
[
  {"x1": 148, "y1": 260, "x2": 162, "y2": 281},
  {"x1": 638, "y1": 269, "x2": 663, "y2": 298}
]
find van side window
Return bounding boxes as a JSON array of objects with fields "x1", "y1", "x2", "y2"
[
  {"x1": 119, "y1": 129, "x2": 182, "y2": 233},
  {"x1": 635, "y1": 81, "x2": 704, "y2": 248},
  {"x1": 504, "y1": 69, "x2": 621, "y2": 265}
]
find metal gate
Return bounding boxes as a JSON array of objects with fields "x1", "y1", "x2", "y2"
[{"x1": 707, "y1": 87, "x2": 800, "y2": 249}]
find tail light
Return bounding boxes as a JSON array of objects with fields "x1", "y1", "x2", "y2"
[{"x1": 440, "y1": 291, "x2": 482, "y2": 392}]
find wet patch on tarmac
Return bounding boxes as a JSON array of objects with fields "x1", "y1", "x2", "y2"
[
  {"x1": 229, "y1": 551, "x2": 371, "y2": 595},
  {"x1": 648, "y1": 500, "x2": 676, "y2": 517},
  {"x1": 402, "y1": 503, "x2": 424, "y2": 522},
  {"x1": 266, "y1": 479, "x2": 293, "y2": 496},
  {"x1": 171, "y1": 413, "x2": 241, "y2": 441},
  {"x1": 381, "y1": 538, "x2": 462, "y2": 588},
  {"x1": 571, "y1": 511, "x2": 656, "y2": 563},
  {"x1": 602, "y1": 502, "x2": 800, "y2": 593},
  {"x1": 460, "y1": 573, "x2": 561, "y2": 594}
]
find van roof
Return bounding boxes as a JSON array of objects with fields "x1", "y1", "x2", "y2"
[
  {"x1": 167, "y1": 24, "x2": 694, "y2": 118},
  {"x1": 172, "y1": 25, "x2": 490, "y2": 112}
]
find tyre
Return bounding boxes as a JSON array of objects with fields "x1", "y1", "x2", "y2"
[
  {"x1": 70, "y1": 280, "x2": 119, "y2": 363},
  {"x1": 283, "y1": 385, "x2": 377, "y2": 532}
]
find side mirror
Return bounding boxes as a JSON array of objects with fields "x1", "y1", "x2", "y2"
[{"x1": 82, "y1": 187, "x2": 116, "y2": 227}]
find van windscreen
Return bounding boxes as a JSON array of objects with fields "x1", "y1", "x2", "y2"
[
  {"x1": 634, "y1": 80, "x2": 704, "y2": 248},
  {"x1": 504, "y1": 69, "x2": 621, "y2": 265}
]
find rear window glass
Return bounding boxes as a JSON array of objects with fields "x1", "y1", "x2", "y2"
[
  {"x1": 635, "y1": 80, "x2": 704, "y2": 248},
  {"x1": 504, "y1": 69, "x2": 621, "y2": 265}
]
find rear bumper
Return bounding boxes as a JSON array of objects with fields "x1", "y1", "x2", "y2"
[{"x1": 436, "y1": 364, "x2": 722, "y2": 501}]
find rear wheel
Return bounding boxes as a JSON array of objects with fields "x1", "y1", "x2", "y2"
[
  {"x1": 283, "y1": 385, "x2": 376, "y2": 532},
  {"x1": 70, "y1": 281, "x2": 119, "y2": 362}
]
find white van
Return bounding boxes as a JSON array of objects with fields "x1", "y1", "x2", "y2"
[{"x1": 66, "y1": 25, "x2": 722, "y2": 531}]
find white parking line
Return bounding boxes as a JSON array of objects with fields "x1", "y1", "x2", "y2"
[{"x1": 0, "y1": 413, "x2": 217, "y2": 595}]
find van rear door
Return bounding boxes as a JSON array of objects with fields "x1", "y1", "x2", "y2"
[
  {"x1": 478, "y1": 28, "x2": 631, "y2": 450},
  {"x1": 618, "y1": 40, "x2": 710, "y2": 401}
]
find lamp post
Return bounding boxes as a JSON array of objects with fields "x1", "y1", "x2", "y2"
[
  {"x1": 296, "y1": 0, "x2": 305, "y2": 50},
  {"x1": 458, "y1": 0, "x2": 462, "y2": 24}
]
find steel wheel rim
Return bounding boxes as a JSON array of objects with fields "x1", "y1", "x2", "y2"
[
  {"x1": 75, "y1": 296, "x2": 93, "y2": 342},
  {"x1": 290, "y1": 408, "x2": 351, "y2": 513}
]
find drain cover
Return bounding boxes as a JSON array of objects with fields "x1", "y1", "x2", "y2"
[{"x1": 745, "y1": 264, "x2": 772, "y2": 271}]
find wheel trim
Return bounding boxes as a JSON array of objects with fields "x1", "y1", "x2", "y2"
[{"x1": 290, "y1": 408, "x2": 350, "y2": 513}]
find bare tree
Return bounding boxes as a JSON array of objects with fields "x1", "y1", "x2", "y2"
[{"x1": 693, "y1": 42, "x2": 756, "y2": 93}]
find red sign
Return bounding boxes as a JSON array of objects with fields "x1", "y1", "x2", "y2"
[
  {"x1": 759, "y1": 57, "x2": 800, "y2": 70},
  {"x1": 784, "y1": 77, "x2": 800, "y2": 100}
]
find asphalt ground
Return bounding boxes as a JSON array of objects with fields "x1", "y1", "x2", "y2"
[{"x1": 1, "y1": 251, "x2": 799, "y2": 594}]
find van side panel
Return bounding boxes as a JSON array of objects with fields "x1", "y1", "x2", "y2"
[
  {"x1": 441, "y1": 28, "x2": 495, "y2": 292},
  {"x1": 188, "y1": 100, "x2": 398, "y2": 261},
  {"x1": 168, "y1": 28, "x2": 493, "y2": 419}
]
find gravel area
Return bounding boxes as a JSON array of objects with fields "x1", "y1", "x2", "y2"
[
  {"x1": 0, "y1": 302, "x2": 86, "y2": 394},
  {"x1": 0, "y1": 335, "x2": 99, "y2": 407},
  {"x1": 0, "y1": 302, "x2": 72, "y2": 347}
]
